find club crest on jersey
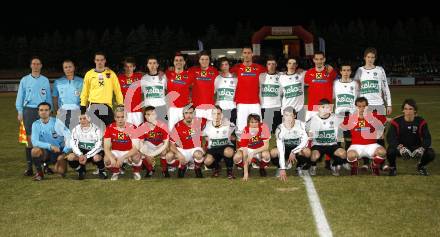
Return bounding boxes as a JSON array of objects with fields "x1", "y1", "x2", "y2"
[
  {"x1": 358, "y1": 120, "x2": 366, "y2": 127},
  {"x1": 74, "y1": 90, "x2": 80, "y2": 96},
  {"x1": 201, "y1": 71, "x2": 207, "y2": 77},
  {"x1": 127, "y1": 78, "x2": 133, "y2": 85},
  {"x1": 106, "y1": 73, "x2": 111, "y2": 78},
  {"x1": 245, "y1": 67, "x2": 251, "y2": 72},
  {"x1": 40, "y1": 88, "x2": 46, "y2": 96},
  {"x1": 373, "y1": 72, "x2": 378, "y2": 76},
  {"x1": 176, "y1": 75, "x2": 182, "y2": 80},
  {"x1": 316, "y1": 73, "x2": 322, "y2": 79},
  {"x1": 118, "y1": 132, "x2": 124, "y2": 140}
]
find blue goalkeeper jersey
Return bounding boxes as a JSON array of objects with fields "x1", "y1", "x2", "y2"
[
  {"x1": 52, "y1": 76, "x2": 83, "y2": 110},
  {"x1": 15, "y1": 74, "x2": 52, "y2": 114},
  {"x1": 31, "y1": 117, "x2": 71, "y2": 153}
]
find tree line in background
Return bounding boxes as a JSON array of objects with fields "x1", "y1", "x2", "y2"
[{"x1": 0, "y1": 18, "x2": 439, "y2": 73}]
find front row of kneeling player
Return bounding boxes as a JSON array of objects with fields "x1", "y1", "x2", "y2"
[{"x1": 29, "y1": 96, "x2": 435, "y2": 181}]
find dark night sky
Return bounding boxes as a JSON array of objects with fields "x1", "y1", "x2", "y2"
[{"x1": 0, "y1": 1, "x2": 438, "y2": 37}]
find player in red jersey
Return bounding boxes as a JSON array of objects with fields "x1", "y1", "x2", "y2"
[
  {"x1": 230, "y1": 46, "x2": 266, "y2": 136},
  {"x1": 188, "y1": 51, "x2": 219, "y2": 120},
  {"x1": 166, "y1": 53, "x2": 193, "y2": 130},
  {"x1": 117, "y1": 57, "x2": 143, "y2": 126},
  {"x1": 103, "y1": 105, "x2": 140, "y2": 180},
  {"x1": 304, "y1": 51, "x2": 337, "y2": 121},
  {"x1": 137, "y1": 106, "x2": 174, "y2": 178},
  {"x1": 233, "y1": 114, "x2": 271, "y2": 181},
  {"x1": 341, "y1": 97, "x2": 387, "y2": 175},
  {"x1": 169, "y1": 104, "x2": 207, "y2": 178}
]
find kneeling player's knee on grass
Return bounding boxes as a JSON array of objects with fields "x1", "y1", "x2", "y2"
[
  {"x1": 66, "y1": 153, "x2": 77, "y2": 161},
  {"x1": 165, "y1": 152, "x2": 174, "y2": 162},
  {"x1": 311, "y1": 151, "x2": 320, "y2": 161},
  {"x1": 55, "y1": 156, "x2": 67, "y2": 173},
  {"x1": 193, "y1": 151, "x2": 204, "y2": 160},
  {"x1": 335, "y1": 149, "x2": 346, "y2": 159},
  {"x1": 302, "y1": 148, "x2": 312, "y2": 158},
  {"x1": 93, "y1": 155, "x2": 102, "y2": 162},
  {"x1": 375, "y1": 147, "x2": 386, "y2": 157},
  {"x1": 204, "y1": 154, "x2": 214, "y2": 166},
  {"x1": 104, "y1": 158, "x2": 112, "y2": 167},
  {"x1": 132, "y1": 156, "x2": 141, "y2": 164},
  {"x1": 233, "y1": 151, "x2": 242, "y2": 164},
  {"x1": 347, "y1": 150, "x2": 358, "y2": 162},
  {"x1": 223, "y1": 147, "x2": 234, "y2": 158},
  {"x1": 262, "y1": 151, "x2": 271, "y2": 161},
  {"x1": 31, "y1": 148, "x2": 42, "y2": 158},
  {"x1": 160, "y1": 149, "x2": 168, "y2": 157},
  {"x1": 270, "y1": 148, "x2": 278, "y2": 158}
]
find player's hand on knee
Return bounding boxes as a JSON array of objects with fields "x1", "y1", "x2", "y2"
[
  {"x1": 288, "y1": 153, "x2": 297, "y2": 164},
  {"x1": 398, "y1": 146, "x2": 412, "y2": 160},
  {"x1": 412, "y1": 147, "x2": 425, "y2": 159},
  {"x1": 79, "y1": 155, "x2": 87, "y2": 165},
  {"x1": 51, "y1": 145, "x2": 61, "y2": 153}
]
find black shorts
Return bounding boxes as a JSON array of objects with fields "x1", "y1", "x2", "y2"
[
  {"x1": 311, "y1": 145, "x2": 341, "y2": 158},
  {"x1": 79, "y1": 148, "x2": 104, "y2": 160},
  {"x1": 207, "y1": 145, "x2": 235, "y2": 160},
  {"x1": 283, "y1": 145, "x2": 298, "y2": 160}
]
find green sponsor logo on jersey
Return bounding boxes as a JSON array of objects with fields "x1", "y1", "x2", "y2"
[
  {"x1": 284, "y1": 138, "x2": 300, "y2": 146},
  {"x1": 211, "y1": 138, "x2": 229, "y2": 147},
  {"x1": 79, "y1": 142, "x2": 94, "y2": 150},
  {"x1": 336, "y1": 94, "x2": 355, "y2": 107},
  {"x1": 144, "y1": 86, "x2": 164, "y2": 98},
  {"x1": 261, "y1": 84, "x2": 280, "y2": 97},
  {"x1": 361, "y1": 80, "x2": 379, "y2": 94},
  {"x1": 283, "y1": 83, "x2": 303, "y2": 98},
  {"x1": 315, "y1": 130, "x2": 336, "y2": 144},
  {"x1": 216, "y1": 88, "x2": 235, "y2": 101}
]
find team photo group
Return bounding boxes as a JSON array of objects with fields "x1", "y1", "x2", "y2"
[{"x1": 16, "y1": 46, "x2": 435, "y2": 182}]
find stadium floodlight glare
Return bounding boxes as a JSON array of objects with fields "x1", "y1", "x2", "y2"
[
  {"x1": 226, "y1": 50, "x2": 237, "y2": 54},
  {"x1": 217, "y1": 54, "x2": 225, "y2": 58},
  {"x1": 187, "y1": 52, "x2": 197, "y2": 55}
]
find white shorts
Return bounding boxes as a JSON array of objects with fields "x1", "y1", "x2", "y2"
[
  {"x1": 236, "y1": 103, "x2": 261, "y2": 137},
  {"x1": 348, "y1": 144, "x2": 381, "y2": 159},
  {"x1": 246, "y1": 148, "x2": 262, "y2": 160},
  {"x1": 111, "y1": 150, "x2": 130, "y2": 162},
  {"x1": 195, "y1": 108, "x2": 213, "y2": 120},
  {"x1": 176, "y1": 147, "x2": 204, "y2": 163},
  {"x1": 126, "y1": 112, "x2": 144, "y2": 127},
  {"x1": 168, "y1": 107, "x2": 184, "y2": 131},
  {"x1": 139, "y1": 142, "x2": 161, "y2": 156}
]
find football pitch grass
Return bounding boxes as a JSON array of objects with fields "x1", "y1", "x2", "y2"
[{"x1": 1, "y1": 87, "x2": 440, "y2": 237}]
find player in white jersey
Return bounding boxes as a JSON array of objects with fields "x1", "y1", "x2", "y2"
[
  {"x1": 270, "y1": 107, "x2": 311, "y2": 181},
  {"x1": 67, "y1": 114, "x2": 107, "y2": 180},
  {"x1": 306, "y1": 99, "x2": 347, "y2": 176},
  {"x1": 203, "y1": 106, "x2": 236, "y2": 179},
  {"x1": 279, "y1": 57, "x2": 306, "y2": 120},
  {"x1": 333, "y1": 63, "x2": 360, "y2": 170},
  {"x1": 259, "y1": 56, "x2": 282, "y2": 133},
  {"x1": 354, "y1": 47, "x2": 391, "y2": 153},
  {"x1": 333, "y1": 64, "x2": 359, "y2": 142},
  {"x1": 354, "y1": 47, "x2": 392, "y2": 116},
  {"x1": 214, "y1": 57, "x2": 237, "y2": 125},
  {"x1": 141, "y1": 56, "x2": 167, "y2": 121}
]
